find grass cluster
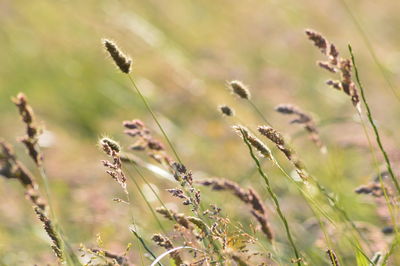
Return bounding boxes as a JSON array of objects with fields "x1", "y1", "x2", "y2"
[{"x1": 1, "y1": 26, "x2": 400, "y2": 265}]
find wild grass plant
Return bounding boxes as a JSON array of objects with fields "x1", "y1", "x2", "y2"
[{"x1": 1, "y1": 10, "x2": 400, "y2": 265}]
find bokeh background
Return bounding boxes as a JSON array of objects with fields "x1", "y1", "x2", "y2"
[{"x1": 1, "y1": 0, "x2": 400, "y2": 264}]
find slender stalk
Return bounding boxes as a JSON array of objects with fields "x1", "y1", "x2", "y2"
[
  {"x1": 349, "y1": 45, "x2": 400, "y2": 195},
  {"x1": 248, "y1": 100, "x2": 273, "y2": 126},
  {"x1": 239, "y1": 128, "x2": 302, "y2": 265},
  {"x1": 123, "y1": 166, "x2": 167, "y2": 233},
  {"x1": 125, "y1": 75, "x2": 224, "y2": 261},
  {"x1": 129, "y1": 226, "x2": 162, "y2": 266},
  {"x1": 128, "y1": 162, "x2": 169, "y2": 211},
  {"x1": 125, "y1": 192, "x2": 145, "y2": 266},
  {"x1": 356, "y1": 111, "x2": 398, "y2": 235},
  {"x1": 127, "y1": 75, "x2": 182, "y2": 164},
  {"x1": 338, "y1": 0, "x2": 400, "y2": 102}
]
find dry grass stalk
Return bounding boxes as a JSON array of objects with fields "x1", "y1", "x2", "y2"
[
  {"x1": 152, "y1": 234, "x2": 183, "y2": 265},
  {"x1": 99, "y1": 137, "x2": 127, "y2": 194},
  {"x1": 305, "y1": 29, "x2": 360, "y2": 109},
  {"x1": 258, "y1": 126, "x2": 308, "y2": 180},
  {"x1": 196, "y1": 178, "x2": 273, "y2": 240},
  {"x1": 103, "y1": 39, "x2": 132, "y2": 74},
  {"x1": 34, "y1": 207, "x2": 63, "y2": 260},
  {"x1": 12, "y1": 93, "x2": 42, "y2": 165},
  {"x1": 0, "y1": 140, "x2": 46, "y2": 211},
  {"x1": 1, "y1": 141, "x2": 63, "y2": 260},
  {"x1": 275, "y1": 104, "x2": 326, "y2": 152}
]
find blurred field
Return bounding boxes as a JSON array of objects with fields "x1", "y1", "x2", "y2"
[{"x1": 1, "y1": 0, "x2": 400, "y2": 265}]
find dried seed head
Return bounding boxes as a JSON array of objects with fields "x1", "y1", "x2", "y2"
[
  {"x1": 305, "y1": 29, "x2": 328, "y2": 55},
  {"x1": 247, "y1": 135, "x2": 271, "y2": 158},
  {"x1": 123, "y1": 119, "x2": 145, "y2": 129},
  {"x1": 103, "y1": 39, "x2": 132, "y2": 74},
  {"x1": 258, "y1": 126, "x2": 285, "y2": 146},
  {"x1": 355, "y1": 182, "x2": 391, "y2": 197},
  {"x1": 339, "y1": 59, "x2": 352, "y2": 88},
  {"x1": 152, "y1": 234, "x2": 183, "y2": 265},
  {"x1": 34, "y1": 207, "x2": 63, "y2": 260},
  {"x1": 318, "y1": 61, "x2": 337, "y2": 73},
  {"x1": 233, "y1": 125, "x2": 271, "y2": 158},
  {"x1": 329, "y1": 43, "x2": 339, "y2": 65},
  {"x1": 219, "y1": 105, "x2": 235, "y2": 116},
  {"x1": 275, "y1": 104, "x2": 297, "y2": 115},
  {"x1": 232, "y1": 125, "x2": 250, "y2": 138},
  {"x1": 326, "y1": 80, "x2": 342, "y2": 90},
  {"x1": 229, "y1": 80, "x2": 251, "y2": 100},
  {"x1": 99, "y1": 137, "x2": 121, "y2": 153},
  {"x1": 12, "y1": 93, "x2": 43, "y2": 165}
]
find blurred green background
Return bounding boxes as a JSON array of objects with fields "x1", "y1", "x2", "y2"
[{"x1": 1, "y1": 0, "x2": 400, "y2": 264}]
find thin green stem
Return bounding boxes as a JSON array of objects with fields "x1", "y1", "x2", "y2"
[
  {"x1": 125, "y1": 74, "x2": 224, "y2": 261},
  {"x1": 240, "y1": 129, "x2": 302, "y2": 265},
  {"x1": 123, "y1": 166, "x2": 167, "y2": 233},
  {"x1": 248, "y1": 100, "x2": 273, "y2": 126},
  {"x1": 125, "y1": 192, "x2": 145, "y2": 266},
  {"x1": 349, "y1": 45, "x2": 400, "y2": 195},
  {"x1": 128, "y1": 163, "x2": 169, "y2": 211},
  {"x1": 127, "y1": 75, "x2": 182, "y2": 164},
  {"x1": 338, "y1": 0, "x2": 400, "y2": 102},
  {"x1": 129, "y1": 227, "x2": 163, "y2": 266}
]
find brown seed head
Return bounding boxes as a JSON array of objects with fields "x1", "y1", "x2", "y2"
[
  {"x1": 258, "y1": 126, "x2": 285, "y2": 146},
  {"x1": 233, "y1": 125, "x2": 271, "y2": 158},
  {"x1": 229, "y1": 80, "x2": 251, "y2": 100},
  {"x1": 219, "y1": 105, "x2": 234, "y2": 116},
  {"x1": 103, "y1": 39, "x2": 132, "y2": 74},
  {"x1": 305, "y1": 29, "x2": 328, "y2": 55},
  {"x1": 99, "y1": 137, "x2": 121, "y2": 154}
]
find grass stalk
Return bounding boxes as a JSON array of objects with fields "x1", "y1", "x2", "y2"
[
  {"x1": 127, "y1": 75, "x2": 182, "y2": 164},
  {"x1": 348, "y1": 45, "x2": 400, "y2": 195},
  {"x1": 239, "y1": 128, "x2": 302, "y2": 265},
  {"x1": 123, "y1": 166, "x2": 167, "y2": 233},
  {"x1": 248, "y1": 100, "x2": 273, "y2": 126}
]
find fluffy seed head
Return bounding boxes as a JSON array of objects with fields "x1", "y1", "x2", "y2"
[
  {"x1": 99, "y1": 137, "x2": 121, "y2": 153},
  {"x1": 229, "y1": 80, "x2": 251, "y2": 100},
  {"x1": 258, "y1": 126, "x2": 285, "y2": 146},
  {"x1": 232, "y1": 125, "x2": 250, "y2": 139},
  {"x1": 103, "y1": 39, "x2": 132, "y2": 74},
  {"x1": 305, "y1": 29, "x2": 328, "y2": 55},
  {"x1": 233, "y1": 125, "x2": 271, "y2": 158},
  {"x1": 219, "y1": 105, "x2": 234, "y2": 116}
]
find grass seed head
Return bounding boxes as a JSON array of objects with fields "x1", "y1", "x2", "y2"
[
  {"x1": 103, "y1": 39, "x2": 132, "y2": 74},
  {"x1": 229, "y1": 80, "x2": 251, "y2": 100},
  {"x1": 258, "y1": 126, "x2": 285, "y2": 146},
  {"x1": 219, "y1": 105, "x2": 235, "y2": 116},
  {"x1": 99, "y1": 137, "x2": 121, "y2": 154},
  {"x1": 305, "y1": 29, "x2": 328, "y2": 55}
]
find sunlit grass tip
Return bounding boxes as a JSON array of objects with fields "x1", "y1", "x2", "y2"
[
  {"x1": 229, "y1": 80, "x2": 251, "y2": 100},
  {"x1": 103, "y1": 39, "x2": 132, "y2": 74}
]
